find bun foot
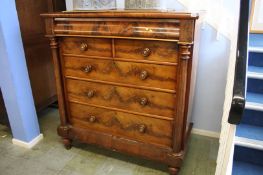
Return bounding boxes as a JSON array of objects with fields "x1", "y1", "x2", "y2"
[
  {"x1": 63, "y1": 138, "x2": 72, "y2": 150},
  {"x1": 168, "y1": 167, "x2": 180, "y2": 175}
]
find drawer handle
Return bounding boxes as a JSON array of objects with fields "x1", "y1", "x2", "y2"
[
  {"x1": 84, "y1": 65, "x2": 93, "y2": 73},
  {"x1": 89, "y1": 116, "x2": 96, "y2": 123},
  {"x1": 80, "y1": 43, "x2": 88, "y2": 51},
  {"x1": 139, "y1": 124, "x2": 147, "y2": 133},
  {"x1": 140, "y1": 70, "x2": 148, "y2": 80},
  {"x1": 86, "y1": 90, "x2": 95, "y2": 98},
  {"x1": 139, "y1": 97, "x2": 148, "y2": 106},
  {"x1": 142, "y1": 48, "x2": 151, "y2": 57}
]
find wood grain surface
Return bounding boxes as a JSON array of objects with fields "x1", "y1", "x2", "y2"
[
  {"x1": 15, "y1": 0, "x2": 62, "y2": 111},
  {"x1": 66, "y1": 78, "x2": 176, "y2": 118},
  {"x1": 115, "y1": 39, "x2": 179, "y2": 63},
  {"x1": 69, "y1": 102, "x2": 173, "y2": 147},
  {"x1": 63, "y1": 56, "x2": 177, "y2": 91},
  {"x1": 54, "y1": 20, "x2": 180, "y2": 40},
  {"x1": 61, "y1": 37, "x2": 112, "y2": 57}
]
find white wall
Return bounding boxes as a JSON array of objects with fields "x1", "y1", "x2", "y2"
[
  {"x1": 115, "y1": 0, "x2": 232, "y2": 133},
  {"x1": 191, "y1": 24, "x2": 230, "y2": 132},
  {"x1": 161, "y1": 1, "x2": 233, "y2": 133}
]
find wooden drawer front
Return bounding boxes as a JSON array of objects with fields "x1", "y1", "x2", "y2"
[
  {"x1": 69, "y1": 102, "x2": 173, "y2": 147},
  {"x1": 54, "y1": 20, "x2": 180, "y2": 41},
  {"x1": 115, "y1": 39, "x2": 178, "y2": 63},
  {"x1": 66, "y1": 79, "x2": 175, "y2": 118},
  {"x1": 64, "y1": 56, "x2": 177, "y2": 91},
  {"x1": 60, "y1": 37, "x2": 112, "y2": 57}
]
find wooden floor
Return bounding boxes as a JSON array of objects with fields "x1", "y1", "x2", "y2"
[{"x1": 0, "y1": 108, "x2": 219, "y2": 175}]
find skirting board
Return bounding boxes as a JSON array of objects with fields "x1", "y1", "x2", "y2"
[
  {"x1": 192, "y1": 128, "x2": 220, "y2": 138},
  {"x1": 12, "y1": 134, "x2": 43, "y2": 149}
]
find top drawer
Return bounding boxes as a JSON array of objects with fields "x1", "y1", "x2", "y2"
[
  {"x1": 115, "y1": 39, "x2": 178, "y2": 63},
  {"x1": 60, "y1": 37, "x2": 112, "y2": 57}
]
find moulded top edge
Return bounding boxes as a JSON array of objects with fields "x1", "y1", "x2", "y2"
[{"x1": 40, "y1": 10, "x2": 199, "y2": 19}]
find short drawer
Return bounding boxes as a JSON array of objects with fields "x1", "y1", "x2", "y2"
[
  {"x1": 115, "y1": 39, "x2": 178, "y2": 63},
  {"x1": 63, "y1": 56, "x2": 177, "y2": 91},
  {"x1": 69, "y1": 102, "x2": 173, "y2": 147},
  {"x1": 60, "y1": 37, "x2": 112, "y2": 57},
  {"x1": 66, "y1": 79, "x2": 176, "y2": 118}
]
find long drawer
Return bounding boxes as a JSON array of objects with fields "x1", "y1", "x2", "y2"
[
  {"x1": 69, "y1": 102, "x2": 173, "y2": 148},
  {"x1": 66, "y1": 78, "x2": 176, "y2": 118},
  {"x1": 63, "y1": 56, "x2": 177, "y2": 91}
]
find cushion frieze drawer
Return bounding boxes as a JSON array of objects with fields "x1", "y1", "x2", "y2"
[
  {"x1": 63, "y1": 56, "x2": 177, "y2": 91},
  {"x1": 115, "y1": 39, "x2": 178, "y2": 63},
  {"x1": 69, "y1": 102, "x2": 173, "y2": 148},
  {"x1": 66, "y1": 79, "x2": 176, "y2": 118},
  {"x1": 54, "y1": 20, "x2": 180, "y2": 41},
  {"x1": 60, "y1": 37, "x2": 112, "y2": 57}
]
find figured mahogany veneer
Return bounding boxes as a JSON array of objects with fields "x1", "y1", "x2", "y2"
[
  {"x1": 63, "y1": 56, "x2": 177, "y2": 91},
  {"x1": 66, "y1": 78, "x2": 175, "y2": 118},
  {"x1": 69, "y1": 102, "x2": 173, "y2": 147},
  {"x1": 41, "y1": 10, "x2": 198, "y2": 175},
  {"x1": 115, "y1": 39, "x2": 179, "y2": 63},
  {"x1": 54, "y1": 19, "x2": 180, "y2": 40},
  {"x1": 61, "y1": 37, "x2": 112, "y2": 57}
]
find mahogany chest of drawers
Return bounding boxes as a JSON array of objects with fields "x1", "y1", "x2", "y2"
[{"x1": 42, "y1": 11, "x2": 198, "y2": 175}]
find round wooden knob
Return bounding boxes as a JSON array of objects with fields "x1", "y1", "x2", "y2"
[
  {"x1": 140, "y1": 70, "x2": 148, "y2": 80},
  {"x1": 80, "y1": 43, "x2": 88, "y2": 51},
  {"x1": 142, "y1": 48, "x2": 151, "y2": 57},
  {"x1": 84, "y1": 65, "x2": 93, "y2": 73},
  {"x1": 89, "y1": 116, "x2": 96, "y2": 123},
  {"x1": 139, "y1": 97, "x2": 148, "y2": 106},
  {"x1": 139, "y1": 124, "x2": 146, "y2": 133},
  {"x1": 87, "y1": 90, "x2": 95, "y2": 98}
]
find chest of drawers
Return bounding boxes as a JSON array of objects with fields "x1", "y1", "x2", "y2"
[{"x1": 42, "y1": 11, "x2": 198, "y2": 175}]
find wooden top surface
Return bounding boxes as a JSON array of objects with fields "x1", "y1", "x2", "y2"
[{"x1": 41, "y1": 10, "x2": 199, "y2": 19}]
